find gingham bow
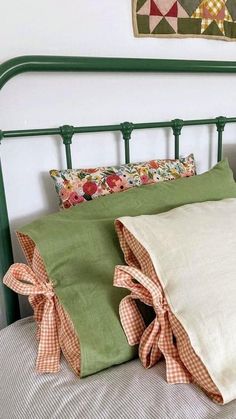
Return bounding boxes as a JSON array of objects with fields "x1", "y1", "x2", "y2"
[
  {"x1": 4, "y1": 263, "x2": 61, "y2": 373},
  {"x1": 114, "y1": 265, "x2": 191, "y2": 384}
]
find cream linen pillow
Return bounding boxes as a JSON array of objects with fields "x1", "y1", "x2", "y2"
[{"x1": 115, "y1": 199, "x2": 236, "y2": 404}]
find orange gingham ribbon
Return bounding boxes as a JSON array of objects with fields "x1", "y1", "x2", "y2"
[
  {"x1": 114, "y1": 265, "x2": 191, "y2": 384},
  {"x1": 4, "y1": 263, "x2": 62, "y2": 373}
]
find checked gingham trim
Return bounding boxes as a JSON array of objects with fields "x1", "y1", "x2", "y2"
[
  {"x1": 3, "y1": 232, "x2": 81, "y2": 376},
  {"x1": 114, "y1": 221, "x2": 222, "y2": 403}
]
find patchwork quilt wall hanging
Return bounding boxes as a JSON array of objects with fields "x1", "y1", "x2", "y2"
[{"x1": 133, "y1": 0, "x2": 236, "y2": 40}]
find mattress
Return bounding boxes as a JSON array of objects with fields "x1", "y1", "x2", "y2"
[{"x1": 0, "y1": 318, "x2": 236, "y2": 419}]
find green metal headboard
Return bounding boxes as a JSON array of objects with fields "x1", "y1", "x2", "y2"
[{"x1": 1, "y1": 55, "x2": 236, "y2": 326}]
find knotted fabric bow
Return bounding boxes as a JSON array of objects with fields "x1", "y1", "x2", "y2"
[
  {"x1": 4, "y1": 263, "x2": 62, "y2": 373},
  {"x1": 114, "y1": 265, "x2": 191, "y2": 384}
]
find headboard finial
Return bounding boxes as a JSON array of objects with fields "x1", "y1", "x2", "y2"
[{"x1": 60, "y1": 125, "x2": 75, "y2": 145}]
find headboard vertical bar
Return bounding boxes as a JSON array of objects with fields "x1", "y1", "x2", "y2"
[
  {"x1": 0, "y1": 155, "x2": 20, "y2": 324},
  {"x1": 217, "y1": 132, "x2": 223, "y2": 162},
  {"x1": 172, "y1": 119, "x2": 183, "y2": 159},
  {"x1": 216, "y1": 117, "x2": 226, "y2": 162},
  {"x1": 65, "y1": 145, "x2": 72, "y2": 169},
  {"x1": 60, "y1": 125, "x2": 74, "y2": 169},
  {"x1": 174, "y1": 136, "x2": 180, "y2": 160},
  {"x1": 121, "y1": 122, "x2": 133, "y2": 164},
  {"x1": 124, "y1": 141, "x2": 130, "y2": 164}
]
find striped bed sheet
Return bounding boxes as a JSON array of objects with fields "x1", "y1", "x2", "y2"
[{"x1": 0, "y1": 317, "x2": 236, "y2": 419}]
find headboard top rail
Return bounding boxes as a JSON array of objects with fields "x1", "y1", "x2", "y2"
[{"x1": 2, "y1": 55, "x2": 236, "y2": 90}]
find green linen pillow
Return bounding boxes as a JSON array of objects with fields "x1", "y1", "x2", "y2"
[{"x1": 4, "y1": 159, "x2": 236, "y2": 377}]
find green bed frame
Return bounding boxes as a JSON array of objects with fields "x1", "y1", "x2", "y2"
[{"x1": 1, "y1": 55, "x2": 236, "y2": 326}]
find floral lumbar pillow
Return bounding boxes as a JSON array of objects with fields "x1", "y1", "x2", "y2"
[{"x1": 50, "y1": 154, "x2": 196, "y2": 209}]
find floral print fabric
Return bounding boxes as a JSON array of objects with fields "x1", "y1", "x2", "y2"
[{"x1": 50, "y1": 154, "x2": 196, "y2": 210}]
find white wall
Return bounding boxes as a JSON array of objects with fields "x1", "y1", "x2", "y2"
[{"x1": 1, "y1": 0, "x2": 236, "y2": 328}]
